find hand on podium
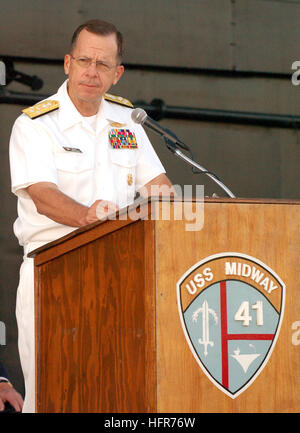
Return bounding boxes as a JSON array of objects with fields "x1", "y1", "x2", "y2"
[
  {"x1": 95, "y1": 200, "x2": 119, "y2": 221},
  {"x1": 0, "y1": 381, "x2": 23, "y2": 413}
]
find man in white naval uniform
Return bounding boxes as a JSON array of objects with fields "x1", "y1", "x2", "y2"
[{"x1": 9, "y1": 19, "x2": 173, "y2": 412}]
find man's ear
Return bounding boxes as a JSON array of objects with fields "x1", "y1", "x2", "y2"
[
  {"x1": 112, "y1": 64, "x2": 125, "y2": 85},
  {"x1": 64, "y1": 54, "x2": 71, "y2": 76}
]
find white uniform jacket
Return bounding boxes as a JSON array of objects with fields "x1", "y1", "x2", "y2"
[{"x1": 9, "y1": 80, "x2": 165, "y2": 247}]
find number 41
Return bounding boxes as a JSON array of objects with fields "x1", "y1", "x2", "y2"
[{"x1": 234, "y1": 301, "x2": 264, "y2": 326}]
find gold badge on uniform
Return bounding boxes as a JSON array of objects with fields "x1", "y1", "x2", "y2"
[
  {"x1": 127, "y1": 174, "x2": 133, "y2": 186},
  {"x1": 109, "y1": 121, "x2": 126, "y2": 127}
]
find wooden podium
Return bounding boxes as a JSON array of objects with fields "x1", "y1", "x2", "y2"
[{"x1": 29, "y1": 198, "x2": 300, "y2": 413}]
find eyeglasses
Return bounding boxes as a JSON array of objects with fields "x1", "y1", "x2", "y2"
[{"x1": 70, "y1": 55, "x2": 117, "y2": 73}]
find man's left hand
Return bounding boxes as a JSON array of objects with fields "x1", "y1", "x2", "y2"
[{"x1": 0, "y1": 382, "x2": 23, "y2": 412}]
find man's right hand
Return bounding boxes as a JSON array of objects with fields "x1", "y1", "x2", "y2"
[
  {"x1": 26, "y1": 182, "x2": 118, "y2": 227},
  {"x1": 86, "y1": 200, "x2": 119, "y2": 224}
]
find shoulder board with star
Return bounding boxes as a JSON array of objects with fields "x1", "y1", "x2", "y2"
[
  {"x1": 104, "y1": 93, "x2": 133, "y2": 108},
  {"x1": 22, "y1": 100, "x2": 59, "y2": 119}
]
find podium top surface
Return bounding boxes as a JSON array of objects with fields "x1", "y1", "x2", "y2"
[{"x1": 27, "y1": 196, "x2": 300, "y2": 261}]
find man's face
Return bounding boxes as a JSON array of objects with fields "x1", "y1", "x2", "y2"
[{"x1": 64, "y1": 29, "x2": 124, "y2": 110}]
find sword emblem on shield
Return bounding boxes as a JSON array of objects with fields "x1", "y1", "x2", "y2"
[{"x1": 192, "y1": 300, "x2": 218, "y2": 356}]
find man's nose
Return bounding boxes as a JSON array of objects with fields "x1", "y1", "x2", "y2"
[{"x1": 86, "y1": 61, "x2": 99, "y2": 75}]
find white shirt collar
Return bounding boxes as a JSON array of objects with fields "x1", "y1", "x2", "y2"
[
  {"x1": 56, "y1": 80, "x2": 130, "y2": 133},
  {"x1": 56, "y1": 80, "x2": 82, "y2": 131}
]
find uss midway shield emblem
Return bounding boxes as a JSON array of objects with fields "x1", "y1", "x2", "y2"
[{"x1": 177, "y1": 252, "x2": 285, "y2": 398}]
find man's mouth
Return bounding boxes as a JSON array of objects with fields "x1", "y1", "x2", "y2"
[{"x1": 80, "y1": 83, "x2": 100, "y2": 88}]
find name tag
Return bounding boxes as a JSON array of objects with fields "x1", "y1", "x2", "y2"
[{"x1": 109, "y1": 129, "x2": 138, "y2": 149}]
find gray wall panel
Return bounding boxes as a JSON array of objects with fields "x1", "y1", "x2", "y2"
[
  {"x1": 2, "y1": 1, "x2": 300, "y2": 73},
  {"x1": 152, "y1": 120, "x2": 284, "y2": 199},
  {"x1": 0, "y1": 0, "x2": 81, "y2": 58},
  {"x1": 0, "y1": 0, "x2": 234, "y2": 69},
  {"x1": 235, "y1": 0, "x2": 300, "y2": 73},
  {"x1": 117, "y1": 69, "x2": 300, "y2": 115}
]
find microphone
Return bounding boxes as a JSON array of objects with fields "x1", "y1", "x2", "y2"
[{"x1": 131, "y1": 108, "x2": 190, "y2": 151}]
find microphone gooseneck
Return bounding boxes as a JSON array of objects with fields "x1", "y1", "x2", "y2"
[{"x1": 131, "y1": 107, "x2": 236, "y2": 198}]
